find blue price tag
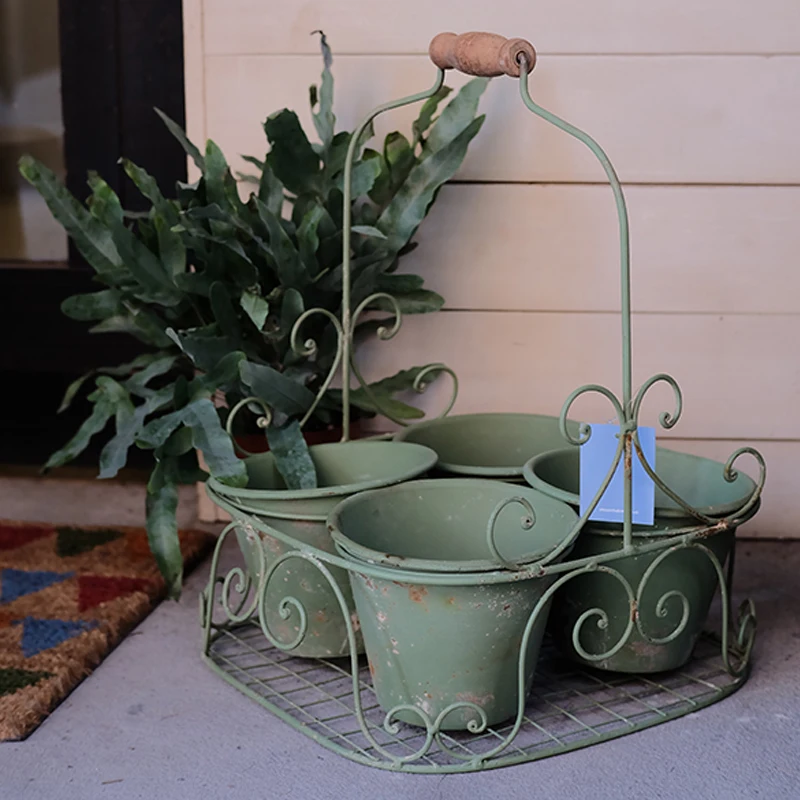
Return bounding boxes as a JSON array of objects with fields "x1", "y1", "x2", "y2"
[{"x1": 579, "y1": 423, "x2": 656, "y2": 525}]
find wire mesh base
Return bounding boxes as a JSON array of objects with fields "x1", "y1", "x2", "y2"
[{"x1": 204, "y1": 622, "x2": 748, "y2": 773}]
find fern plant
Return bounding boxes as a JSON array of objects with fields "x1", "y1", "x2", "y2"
[{"x1": 19, "y1": 34, "x2": 487, "y2": 595}]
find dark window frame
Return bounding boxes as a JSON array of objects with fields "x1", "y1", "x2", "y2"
[{"x1": 0, "y1": 0, "x2": 186, "y2": 464}]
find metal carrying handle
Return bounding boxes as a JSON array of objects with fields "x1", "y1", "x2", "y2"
[{"x1": 429, "y1": 32, "x2": 536, "y2": 78}]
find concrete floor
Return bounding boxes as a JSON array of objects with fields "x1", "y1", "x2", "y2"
[{"x1": 2, "y1": 477, "x2": 800, "y2": 799}]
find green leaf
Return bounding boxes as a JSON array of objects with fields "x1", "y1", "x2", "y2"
[
  {"x1": 204, "y1": 139, "x2": 236, "y2": 210},
  {"x1": 258, "y1": 163, "x2": 284, "y2": 214},
  {"x1": 377, "y1": 115, "x2": 485, "y2": 254},
  {"x1": 19, "y1": 156, "x2": 124, "y2": 279},
  {"x1": 254, "y1": 198, "x2": 308, "y2": 287},
  {"x1": 336, "y1": 156, "x2": 382, "y2": 197},
  {"x1": 279, "y1": 287, "x2": 304, "y2": 338},
  {"x1": 424, "y1": 78, "x2": 489, "y2": 154},
  {"x1": 57, "y1": 354, "x2": 166, "y2": 414},
  {"x1": 310, "y1": 31, "x2": 335, "y2": 151},
  {"x1": 90, "y1": 307, "x2": 173, "y2": 348},
  {"x1": 145, "y1": 466, "x2": 183, "y2": 598},
  {"x1": 344, "y1": 366, "x2": 445, "y2": 420},
  {"x1": 173, "y1": 448, "x2": 208, "y2": 484},
  {"x1": 155, "y1": 214, "x2": 186, "y2": 276},
  {"x1": 376, "y1": 273, "x2": 424, "y2": 292},
  {"x1": 239, "y1": 360, "x2": 315, "y2": 417},
  {"x1": 182, "y1": 398, "x2": 247, "y2": 487},
  {"x1": 266, "y1": 420, "x2": 317, "y2": 490},
  {"x1": 347, "y1": 391, "x2": 426, "y2": 420},
  {"x1": 297, "y1": 203, "x2": 325, "y2": 271},
  {"x1": 240, "y1": 291, "x2": 269, "y2": 330},
  {"x1": 189, "y1": 351, "x2": 246, "y2": 396},
  {"x1": 44, "y1": 377, "x2": 128, "y2": 470},
  {"x1": 57, "y1": 372, "x2": 94, "y2": 414},
  {"x1": 264, "y1": 109, "x2": 321, "y2": 196},
  {"x1": 168, "y1": 326, "x2": 242, "y2": 372},
  {"x1": 121, "y1": 159, "x2": 180, "y2": 226},
  {"x1": 99, "y1": 398, "x2": 155, "y2": 480},
  {"x1": 369, "y1": 133, "x2": 416, "y2": 207},
  {"x1": 412, "y1": 85, "x2": 453, "y2": 144},
  {"x1": 123, "y1": 355, "x2": 179, "y2": 396},
  {"x1": 163, "y1": 428, "x2": 194, "y2": 456},
  {"x1": 242, "y1": 154, "x2": 265, "y2": 171},
  {"x1": 209, "y1": 281, "x2": 241, "y2": 339},
  {"x1": 87, "y1": 173, "x2": 124, "y2": 227},
  {"x1": 351, "y1": 225, "x2": 387, "y2": 240},
  {"x1": 155, "y1": 107, "x2": 205, "y2": 172},
  {"x1": 370, "y1": 288, "x2": 444, "y2": 314},
  {"x1": 107, "y1": 218, "x2": 180, "y2": 299},
  {"x1": 61, "y1": 289, "x2": 122, "y2": 321}
]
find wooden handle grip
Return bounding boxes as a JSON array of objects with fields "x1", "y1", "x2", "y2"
[{"x1": 429, "y1": 32, "x2": 536, "y2": 78}]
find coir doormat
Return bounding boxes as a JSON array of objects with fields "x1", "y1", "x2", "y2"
[{"x1": 0, "y1": 520, "x2": 214, "y2": 741}]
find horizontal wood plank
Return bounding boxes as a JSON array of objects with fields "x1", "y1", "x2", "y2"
[
  {"x1": 204, "y1": 54, "x2": 800, "y2": 184},
  {"x1": 354, "y1": 311, "x2": 800, "y2": 441},
  {"x1": 201, "y1": 0, "x2": 800, "y2": 56},
  {"x1": 400, "y1": 184, "x2": 800, "y2": 314}
]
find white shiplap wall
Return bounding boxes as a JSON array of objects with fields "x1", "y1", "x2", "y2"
[{"x1": 183, "y1": 0, "x2": 800, "y2": 536}]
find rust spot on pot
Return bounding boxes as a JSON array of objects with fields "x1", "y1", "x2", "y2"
[
  {"x1": 315, "y1": 610, "x2": 328, "y2": 623},
  {"x1": 502, "y1": 603, "x2": 511, "y2": 611},
  {"x1": 630, "y1": 598, "x2": 638, "y2": 622},
  {"x1": 446, "y1": 597, "x2": 456, "y2": 606},
  {"x1": 368, "y1": 659, "x2": 376, "y2": 677},
  {"x1": 455, "y1": 690, "x2": 495, "y2": 708},
  {"x1": 408, "y1": 585, "x2": 428, "y2": 604}
]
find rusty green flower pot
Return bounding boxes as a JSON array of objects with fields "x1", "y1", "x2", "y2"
[
  {"x1": 393, "y1": 413, "x2": 579, "y2": 480},
  {"x1": 206, "y1": 441, "x2": 437, "y2": 658},
  {"x1": 543, "y1": 520, "x2": 737, "y2": 673},
  {"x1": 523, "y1": 446, "x2": 756, "y2": 672},
  {"x1": 328, "y1": 479, "x2": 578, "y2": 730}
]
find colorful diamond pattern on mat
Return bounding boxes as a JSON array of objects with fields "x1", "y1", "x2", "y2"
[
  {"x1": 77, "y1": 575, "x2": 153, "y2": 612},
  {"x1": 14, "y1": 617, "x2": 98, "y2": 658},
  {"x1": 0, "y1": 667, "x2": 53, "y2": 698},
  {"x1": 0, "y1": 519, "x2": 213, "y2": 741},
  {"x1": 0, "y1": 524, "x2": 52, "y2": 551},
  {"x1": 55, "y1": 527, "x2": 124, "y2": 558},
  {"x1": 0, "y1": 568, "x2": 74, "y2": 604}
]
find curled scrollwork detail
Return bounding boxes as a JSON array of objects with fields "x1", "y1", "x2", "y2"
[
  {"x1": 410, "y1": 363, "x2": 459, "y2": 423},
  {"x1": 347, "y1": 292, "x2": 459, "y2": 427},
  {"x1": 225, "y1": 396, "x2": 273, "y2": 458},
  {"x1": 631, "y1": 372, "x2": 683, "y2": 432},
  {"x1": 569, "y1": 566, "x2": 637, "y2": 662},
  {"x1": 289, "y1": 308, "x2": 345, "y2": 428},
  {"x1": 256, "y1": 551, "x2": 312, "y2": 652},
  {"x1": 486, "y1": 496, "x2": 536, "y2": 571},
  {"x1": 351, "y1": 292, "x2": 402, "y2": 341},
  {"x1": 634, "y1": 546, "x2": 693, "y2": 645},
  {"x1": 559, "y1": 383, "x2": 626, "y2": 445},
  {"x1": 202, "y1": 521, "x2": 265, "y2": 646},
  {"x1": 722, "y1": 447, "x2": 766, "y2": 522}
]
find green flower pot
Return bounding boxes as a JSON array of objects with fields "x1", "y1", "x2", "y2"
[
  {"x1": 328, "y1": 479, "x2": 578, "y2": 730},
  {"x1": 522, "y1": 446, "x2": 756, "y2": 672},
  {"x1": 523, "y1": 445, "x2": 756, "y2": 519},
  {"x1": 206, "y1": 441, "x2": 437, "y2": 658},
  {"x1": 393, "y1": 413, "x2": 579, "y2": 481},
  {"x1": 544, "y1": 521, "x2": 736, "y2": 673}
]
